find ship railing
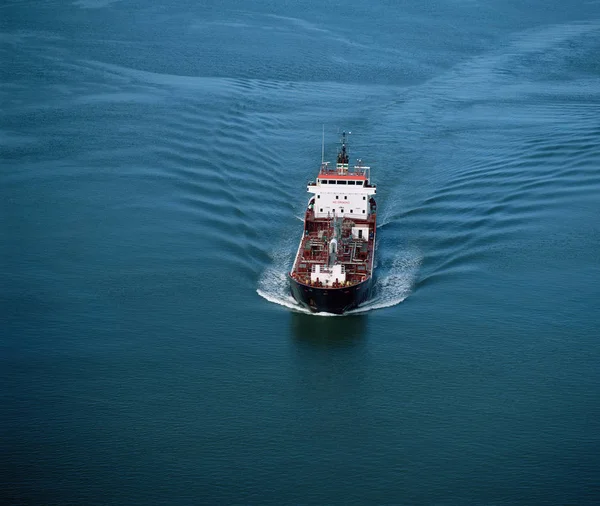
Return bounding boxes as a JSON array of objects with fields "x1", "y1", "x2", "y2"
[{"x1": 318, "y1": 168, "x2": 367, "y2": 177}]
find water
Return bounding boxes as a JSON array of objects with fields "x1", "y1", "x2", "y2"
[{"x1": 2, "y1": 1, "x2": 600, "y2": 504}]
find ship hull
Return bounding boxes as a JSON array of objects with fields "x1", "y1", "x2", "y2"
[{"x1": 289, "y1": 274, "x2": 372, "y2": 314}]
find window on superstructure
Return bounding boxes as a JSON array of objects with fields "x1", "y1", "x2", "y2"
[
  {"x1": 363, "y1": 196, "x2": 366, "y2": 200},
  {"x1": 337, "y1": 180, "x2": 346, "y2": 184},
  {"x1": 362, "y1": 210, "x2": 366, "y2": 213},
  {"x1": 317, "y1": 195, "x2": 320, "y2": 198},
  {"x1": 321, "y1": 179, "x2": 327, "y2": 184},
  {"x1": 320, "y1": 208, "x2": 323, "y2": 212},
  {"x1": 341, "y1": 209, "x2": 344, "y2": 213},
  {"x1": 336, "y1": 195, "x2": 339, "y2": 199},
  {"x1": 357, "y1": 181, "x2": 363, "y2": 186},
  {"x1": 348, "y1": 181, "x2": 355, "y2": 185}
]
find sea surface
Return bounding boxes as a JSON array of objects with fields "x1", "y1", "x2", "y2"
[{"x1": 2, "y1": 1, "x2": 600, "y2": 504}]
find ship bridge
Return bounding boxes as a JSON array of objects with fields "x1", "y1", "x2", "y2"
[{"x1": 306, "y1": 166, "x2": 376, "y2": 220}]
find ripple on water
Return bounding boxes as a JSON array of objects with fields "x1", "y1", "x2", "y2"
[{"x1": 363, "y1": 21, "x2": 600, "y2": 292}]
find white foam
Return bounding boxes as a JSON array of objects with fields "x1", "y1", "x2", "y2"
[
  {"x1": 256, "y1": 238, "x2": 308, "y2": 313},
  {"x1": 348, "y1": 249, "x2": 421, "y2": 314},
  {"x1": 256, "y1": 288, "x2": 310, "y2": 313}
]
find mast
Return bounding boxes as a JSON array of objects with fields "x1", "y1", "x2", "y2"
[{"x1": 336, "y1": 131, "x2": 349, "y2": 173}]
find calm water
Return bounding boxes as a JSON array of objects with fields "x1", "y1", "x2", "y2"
[{"x1": 2, "y1": 1, "x2": 600, "y2": 504}]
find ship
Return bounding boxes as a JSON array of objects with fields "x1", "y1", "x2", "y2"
[{"x1": 289, "y1": 132, "x2": 377, "y2": 314}]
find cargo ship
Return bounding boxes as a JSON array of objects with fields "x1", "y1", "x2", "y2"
[{"x1": 289, "y1": 132, "x2": 377, "y2": 314}]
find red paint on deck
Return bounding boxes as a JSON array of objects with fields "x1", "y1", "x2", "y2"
[{"x1": 290, "y1": 205, "x2": 376, "y2": 288}]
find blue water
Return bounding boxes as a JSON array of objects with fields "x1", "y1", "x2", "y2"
[{"x1": 2, "y1": 1, "x2": 600, "y2": 504}]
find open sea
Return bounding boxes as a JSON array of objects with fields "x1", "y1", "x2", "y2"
[{"x1": 2, "y1": 1, "x2": 600, "y2": 504}]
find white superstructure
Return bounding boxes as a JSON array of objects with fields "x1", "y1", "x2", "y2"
[
  {"x1": 310, "y1": 263, "x2": 346, "y2": 286},
  {"x1": 306, "y1": 134, "x2": 376, "y2": 220}
]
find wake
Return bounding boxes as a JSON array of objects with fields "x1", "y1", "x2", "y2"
[
  {"x1": 348, "y1": 250, "x2": 421, "y2": 314},
  {"x1": 256, "y1": 242, "x2": 314, "y2": 314}
]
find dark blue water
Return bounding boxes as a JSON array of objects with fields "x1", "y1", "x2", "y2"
[{"x1": 3, "y1": 1, "x2": 600, "y2": 504}]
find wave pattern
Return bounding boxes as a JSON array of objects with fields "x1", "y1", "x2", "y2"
[
  {"x1": 365, "y1": 20, "x2": 600, "y2": 292},
  {"x1": 3, "y1": 17, "x2": 598, "y2": 317}
]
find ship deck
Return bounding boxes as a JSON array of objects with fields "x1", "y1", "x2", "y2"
[{"x1": 291, "y1": 206, "x2": 376, "y2": 288}]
